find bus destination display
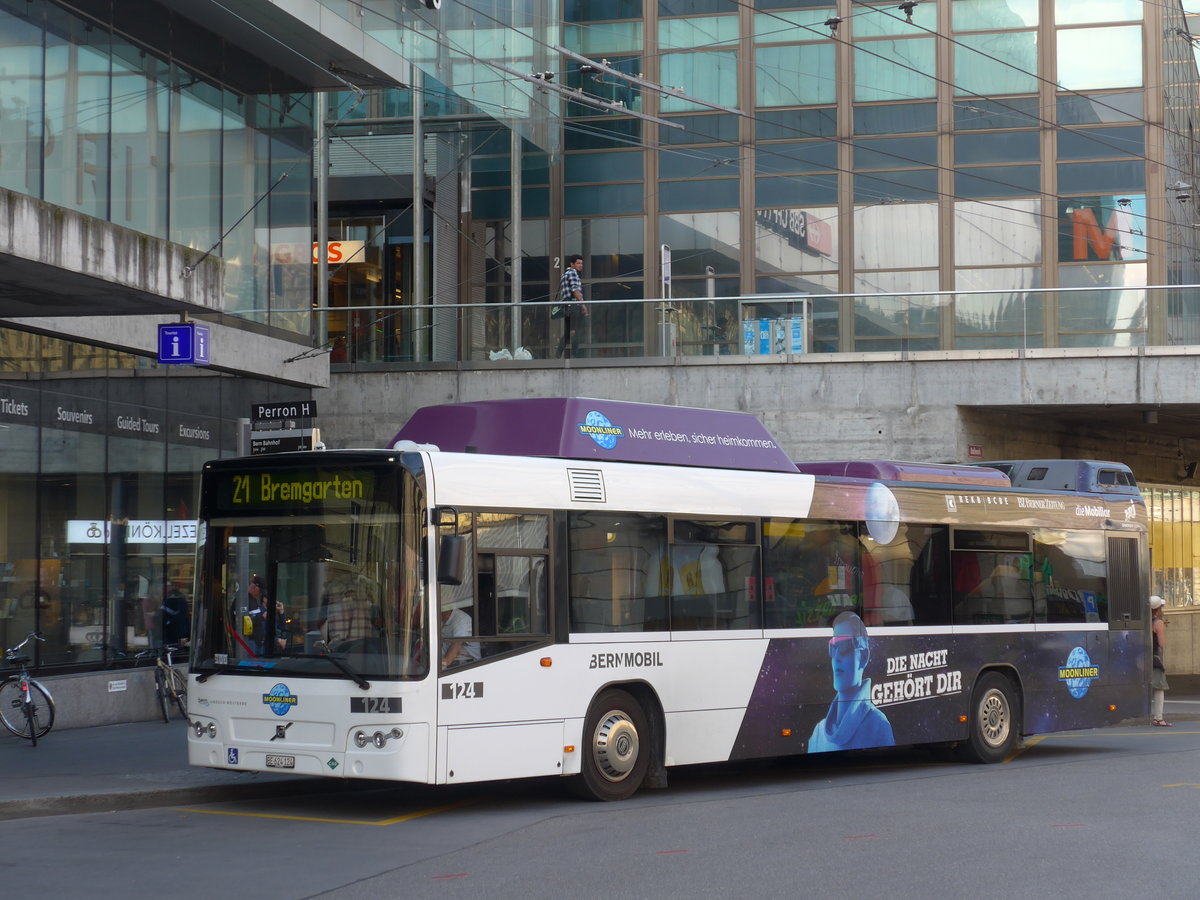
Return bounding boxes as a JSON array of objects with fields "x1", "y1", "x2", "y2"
[{"x1": 212, "y1": 468, "x2": 377, "y2": 513}]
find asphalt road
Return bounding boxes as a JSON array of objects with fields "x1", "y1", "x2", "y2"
[{"x1": 3, "y1": 703, "x2": 1198, "y2": 900}]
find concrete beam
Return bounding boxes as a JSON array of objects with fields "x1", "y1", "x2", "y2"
[
  {"x1": 2, "y1": 315, "x2": 330, "y2": 389},
  {"x1": 0, "y1": 189, "x2": 222, "y2": 318}
]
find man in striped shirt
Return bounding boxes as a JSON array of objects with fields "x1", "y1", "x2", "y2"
[{"x1": 555, "y1": 253, "x2": 589, "y2": 358}]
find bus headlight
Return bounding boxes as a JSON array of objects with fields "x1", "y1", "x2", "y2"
[{"x1": 354, "y1": 730, "x2": 369, "y2": 748}]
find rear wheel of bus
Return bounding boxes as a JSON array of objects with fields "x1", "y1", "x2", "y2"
[
  {"x1": 958, "y1": 671, "x2": 1020, "y2": 764},
  {"x1": 572, "y1": 688, "x2": 650, "y2": 801}
]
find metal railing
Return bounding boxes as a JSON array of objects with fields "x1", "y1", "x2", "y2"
[{"x1": 316, "y1": 284, "x2": 1200, "y2": 368}]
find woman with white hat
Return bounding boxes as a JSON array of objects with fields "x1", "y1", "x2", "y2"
[{"x1": 1150, "y1": 595, "x2": 1171, "y2": 726}]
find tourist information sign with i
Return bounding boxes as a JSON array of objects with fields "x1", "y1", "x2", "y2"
[{"x1": 157, "y1": 323, "x2": 211, "y2": 366}]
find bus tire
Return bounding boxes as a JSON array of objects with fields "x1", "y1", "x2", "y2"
[
  {"x1": 957, "y1": 671, "x2": 1020, "y2": 764},
  {"x1": 572, "y1": 688, "x2": 650, "y2": 801}
]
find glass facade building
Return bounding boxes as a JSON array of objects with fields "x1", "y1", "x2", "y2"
[
  {"x1": 0, "y1": 2, "x2": 320, "y2": 672},
  {"x1": 0, "y1": 0, "x2": 315, "y2": 336},
  {"x1": 0, "y1": 328, "x2": 310, "y2": 668}
]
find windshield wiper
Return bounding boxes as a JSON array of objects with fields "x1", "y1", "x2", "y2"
[{"x1": 292, "y1": 642, "x2": 371, "y2": 690}]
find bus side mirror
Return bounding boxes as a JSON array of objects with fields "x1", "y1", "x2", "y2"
[{"x1": 437, "y1": 534, "x2": 467, "y2": 586}]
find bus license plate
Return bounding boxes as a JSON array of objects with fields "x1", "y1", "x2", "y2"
[{"x1": 265, "y1": 754, "x2": 295, "y2": 769}]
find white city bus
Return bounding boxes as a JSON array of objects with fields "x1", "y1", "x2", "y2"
[{"x1": 186, "y1": 399, "x2": 1149, "y2": 800}]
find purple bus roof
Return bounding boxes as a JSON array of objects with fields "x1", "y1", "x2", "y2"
[
  {"x1": 793, "y1": 460, "x2": 1011, "y2": 487},
  {"x1": 390, "y1": 398, "x2": 798, "y2": 472}
]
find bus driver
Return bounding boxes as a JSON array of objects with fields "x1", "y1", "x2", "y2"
[{"x1": 440, "y1": 597, "x2": 480, "y2": 668}]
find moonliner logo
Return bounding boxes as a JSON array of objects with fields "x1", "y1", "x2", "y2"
[
  {"x1": 1057, "y1": 647, "x2": 1100, "y2": 699},
  {"x1": 577, "y1": 410, "x2": 624, "y2": 450},
  {"x1": 262, "y1": 683, "x2": 298, "y2": 716}
]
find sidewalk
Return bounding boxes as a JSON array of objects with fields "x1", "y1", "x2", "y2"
[{"x1": 0, "y1": 720, "x2": 320, "y2": 821}]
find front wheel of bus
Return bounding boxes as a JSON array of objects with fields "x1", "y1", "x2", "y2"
[
  {"x1": 958, "y1": 671, "x2": 1020, "y2": 764},
  {"x1": 574, "y1": 689, "x2": 650, "y2": 801}
]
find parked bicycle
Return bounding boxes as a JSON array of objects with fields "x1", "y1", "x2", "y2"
[
  {"x1": 0, "y1": 632, "x2": 55, "y2": 745},
  {"x1": 154, "y1": 643, "x2": 188, "y2": 723}
]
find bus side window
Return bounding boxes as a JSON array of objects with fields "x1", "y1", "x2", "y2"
[
  {"x1": 908, "y1": 526, "x2": 951, "y2": 626},
  {"x1": 763, "y1": 519, "x2": 861, "y2": 627},
  {"x1": 567, "y1": 511, "x2": 668, "y2": 633}
]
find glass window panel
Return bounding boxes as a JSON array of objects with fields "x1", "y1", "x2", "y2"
[
  {"x1": 754, "y1": 10, "x2": 835, "y2": 41},
  {"x1": 563, "y1": 22, "x2": 644, "y2": 55},
  {"x1": 565, "y1": 56, "x2": 643, "y2": 114},
  {"x1": 854, "y1": 39, "x2": 936, "y2": 101},
  {"x1": 659, "y1": 212, "x2": 741, "y2": 275},
  {"x1": 854, "y1": 2, "x2": 938, "y2": 37},
  {"x1": 756, "y1": 140, "x2": 838, "y2": 175},
  {"x1": 662, "y1": 113, "x2": 739, "y2": 145},
  {"x1": 757, "y1": 107, "x2": 838, "y2": 139},
  {"x1": 755, "y1": 205, "x2": 839, "y2": 273},
  {"x1": 852, "y1": 282, "x2": 945, "y2": 350},
  {"x1": 954, "y1": 96, "x2": 1041, "y2": 129},
  {"x1": 0, "y1": 9, "x2": 43, "y2": 197},
  {"x1": 1058, "y1": 159, "x2": 1144, "y2": 194},
  {"x1": 567, "y1": 511, "x2": 668, "y2": 634},
  {"x1": 954, "y1": 165, "x2": 1041, "y2": 198},
  {"x1": 756, "y1": 272, "x2": 840, "y2": 293},
  {"x1": 854, "y1": 102, "x2": 937, "y2": 135},
  {"x1": 565, "y1": 150, "x2": 646, "y2": 183},
  {"x1": 661, "y1": 178, "x2": 739, "y2": 211},
  {"x1": 669, "y1": 535, "x2": 760, "y2": 631},
  {"x1": 757, "y1": 0, "x2": 836, "y2": 8},
  {"x1": 566, "y1": 0, "x2": 643, "y2": 20},
  {"x1": 565, "y1": 117, "x2": 642, "y2": 150},
  {"x1": 954, "y1": 268, "x2": 1044, "y2": 345},
  {"x1": 856, "y1": 203, "x2": 939, "y2": 268},
  {"x1": 763, "y1": 520, "x2": 862, "y2": 628},
  {"x1": 955, "y1": 32, "x2": 1039, "y2": 95},
  {"x1": 1057, "y1": 91, "x2": 1142, "y2": 124},
  {"x1": 955, "y1": 131, "x2": 1039, "y2": 164},
  {"x1": 660, "y1": 15, "x2": 739, "y2": 47},
  {"x1": 1057, "y1": 196, "x2": 1147, "y2": 262},
  {"x1": 661, "y1": 50, "x2": 738, "y2": 113},
  {"x1": 1057, "y1": 125, "x2": 1143, "y2": 159},
  {"x1": 755, "y1": 174, "x2": 839, "y2": 206},
  {"x1": 1055, "y1": 0, "x2": 1142, "y2": 24},
  {"x1": 854, "y1": 169, "x2": 938, "y2": 203},
  {"x1": 855, "y1": 136, "x2": 938, "y2": 169},
  {"x1": 1056, "y1": 26, "x2": 1142, "y2": 90},
  {"x1": 477, "y1": 513, "x2": 549, "y2": 549},
  {"x1": 954, "y1": 199, "x2": 1042, "y2": 266},
  {"x1": 170, "y1": 75, "x2": 223, "y2": 252},
  {"x1": 565, "y1": 182, "x2": 644, "y2": 215},
  {"x1": 110, "y1": 40, "x2": 170, "y2": 238},
  {"x1": 661, "y1": 0, "x2": 729, "y2": 13},
  {"x1": 1034, "y1": 531, "x2": 1107, "y2": 623},
  {"x1": 472, "y1": 188, "x2": 510, "y2": 219},
  {"x1": 1057, "y1": 265, "x2": 1147, "y2": 342},
  {"x1": 661, "y1": 146, "x2": 740, "y2": 179},
  {"x1": 564, "y1": 216, "x2": 645, "y2": 277},
  {"x1": 953, "y1": 0, "x2": 1039, "y2": 30},
  {"x1": 756, "y1": 44, "x2": 836, "y2": 106},
  {"x1": 44, "y1": 16, "x2": 110, "y2": 218}
]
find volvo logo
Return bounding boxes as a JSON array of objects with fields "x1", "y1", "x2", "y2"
[{"x1": 270, "y1": 722, "x2": 294, "y2": 741}]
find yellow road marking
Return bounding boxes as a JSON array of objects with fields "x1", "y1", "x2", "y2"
[
  {"x1": 177, "y1": 799, "x2": 472, "y2": 826},
  {"x1": 1162, "y1": 783, "x2": 1200, "y2": 789}
]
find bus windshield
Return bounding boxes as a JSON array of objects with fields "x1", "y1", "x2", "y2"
[{"x1": 193, "y1": 459, "x2": 428, "y2": 680}]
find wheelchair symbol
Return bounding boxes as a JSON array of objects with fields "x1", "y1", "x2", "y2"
[{"x1": 227, "y1": 748, "x2": 239, "y2": 765}]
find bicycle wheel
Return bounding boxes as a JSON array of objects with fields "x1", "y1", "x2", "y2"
[
  {"x1": 169, "y1": 668, "x2": 188, "y2": 721},
  {"x1": 0, "y1": 676, "x2": 25, "y2": 737},
  {"x1": 0, "y1": 678, "x2": 54, "y2": 740},
  {"x1": 155, "y1": 666, "x2": 170, "y2": 723}
]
